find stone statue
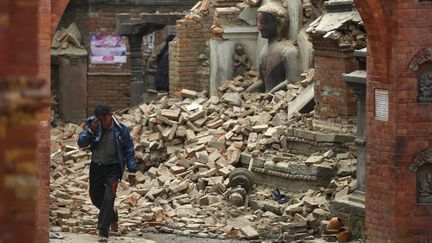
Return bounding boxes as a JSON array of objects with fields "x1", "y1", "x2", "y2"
[
  {"x1": 419, "y1": 172, "x2": 432, "y2": 203},
  {"x1": 232, "y1": 44, "x2": 251, "y2": 78},
  {"x1": 246, "y1": 0, "x2": 300, "y2": 93},
  {"x1": 419, "y1": 72, "x2": 432, "y2": 102}
]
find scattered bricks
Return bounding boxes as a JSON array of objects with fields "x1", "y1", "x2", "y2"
[
  {"x1": 135, "y1": 171, "x2": 146, "y2": 183},
  {"x1": 186, "y1": 120, "x2": 200, "y2": 132},
  {"x1": 207, "y1": 176, "x2": 224, "y2": 185},
  {"x1": 171, "y1": 181, "x2": 190, "y2": 193},
  {"x1": 196, "y1": 150, "x2": 209, "y2": 164},
  {"x1": 56, "y1": 208, "x2": 71, "y2": 219},
  {"x1": 252, "y1": 124, "x2": 268, "y2": 132},
  {"x1": 305, "y1": 155, "x2": 324, "y2": 165},
  {"x1": 181, "y1": 89, "x2": 198, "y2": 98},
  {"x1": 125, "y1": 192, "x2": 141, "y2": 207},
  {"x1": 171, "y1": 166, "x2": 186, "y2": 174},
  {"x1": 208, "y1": 151, "x2": 221, "y2": 163},
  {"x1": 264, "y1": 126, "x2": 284, "y2": 137},
  {"x1": 199, "y1": 168, "x2": 217, "y2": 178},
  {"x1": 222, "y1": 93, "x2": 242, "y2": 106},
  {"x1": 240, "y1": 225, "x2": 259, "y2": 239},
  {"x1": 161, "y1": 109, "x2": 181, "y2": 120},
  {"x1": 185, "y1": 130, "x2": 196, "y2": 140},
  {"x1": 148, "y1": 167, "x2": 158, "y2": 178},
  {"x1": 293, "y1": 129, "x2": 316, "y2": 141},
  {"x1": 207, "y1": 119, "x2": 224, "y2": 129},
  {"x1": 324, "y1": 150, "x2": 335, "y2": 158},
  {"x1": 189, "y1": 110, "x2": 206, "y2": 122}
]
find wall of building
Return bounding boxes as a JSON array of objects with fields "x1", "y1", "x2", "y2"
[
  {"x1": 355, "y1": 0, "x2": 432, "y2": 241},
  {"x1": 56, "y1": 1, "x2": 196, "y2": 116},
  {"x1": 169, "y1": 0, "x2": 244, "y2": 95}
]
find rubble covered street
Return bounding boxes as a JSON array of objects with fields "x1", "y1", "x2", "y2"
[{"x1": 50, "y1": 73, "x2": 360, "y2": 242}]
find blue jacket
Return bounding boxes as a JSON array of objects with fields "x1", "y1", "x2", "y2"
[{"x1": 77, "y1": 116, "x2": 137, "y2": 175}]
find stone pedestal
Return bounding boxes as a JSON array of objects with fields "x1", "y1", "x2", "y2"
[
  {"x1": 58, "y1": 56, "x2": 88, "y2": 123},
  {"x1": 330, "y1": 49, "x2": 367, "y2": 240}
]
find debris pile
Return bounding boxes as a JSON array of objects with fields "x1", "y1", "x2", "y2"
[{"x1": 50, "y1": 73, "x2": 358, "y2": 241}]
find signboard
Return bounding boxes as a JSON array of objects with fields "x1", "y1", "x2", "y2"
[
  {"x1": 90, "y1": 35, "x2": 127, "y2": 64},
  {"x1": 375, "y1": 89, "x2": 389, "y2": 121}
]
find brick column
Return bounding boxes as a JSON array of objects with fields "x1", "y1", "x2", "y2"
[
  {"x1": 311, "y1": 38, "x2": 358, "y2": 118},
  {"x1": 0, "y1": 2, "x2": 49, "y2": 243},
  {"x1": 355, "y1": 0, "x2": 432, "y2": 241},
  {"x1": 128, "y1": 34, "x2": 145, "y2": 106}
]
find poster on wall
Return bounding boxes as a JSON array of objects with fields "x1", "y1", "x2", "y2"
[{"x1": 90, "y1": 35, "x2": 127, "y2": 64}]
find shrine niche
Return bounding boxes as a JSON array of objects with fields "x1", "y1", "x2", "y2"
[
  {"x1": 409, "y1": 148, "x2": 432, "y2": 204},
  {"x1": 408, "y1": 48, "x2": 432, "y2": 103}
]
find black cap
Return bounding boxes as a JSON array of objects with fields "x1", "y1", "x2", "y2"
[{"x1": 94, "y1": 103, "x2": 110, "y2": 118}]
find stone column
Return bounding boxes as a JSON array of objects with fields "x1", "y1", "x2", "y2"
[
  {"x1": 346, "y1": 78, "x2": 366, "y2": 191},
  {"x1": 128, "y1": 34, "x2": 144, "y2": 106}
]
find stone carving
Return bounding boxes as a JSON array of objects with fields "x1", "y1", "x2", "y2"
[
  {"x1": 51, "y1": 23, "x2": 87, "y2": 57},
  {"x1": 408, "y1": 48, "x2": 432, "y2": 72},
  {"x1": 418, "y1": 71, "x2": 432, "y2": 102},
  {"x1": 409, "y1": 148, "x2": 432, "y2": 203},
  {"x1": 417, "y1": 167, "x2": 432, "y2": 204},
  {"x1": 407, "y1": 48, "x2": 432, "y2": 103},
  {"x1": 302, "y1": 0, "x2": 324, "y2": 24},
  {"x1": 246, "y1": 0, "x2": 300, "y2": 93},
  {"x1": 232, "y1": 44, "x2": 251, "y2": 78},
  {"x1": 409, "y1": 148, "x2": 432, "y2": 173}
]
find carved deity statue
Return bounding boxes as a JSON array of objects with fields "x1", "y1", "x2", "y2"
[
  {"x1": 418, "y1": 172, "x2": 432, "y2": 203},
  {"x1": 419, "y1": 72, "x2": 432, "y2": 102},
  {"x1": 246, "y1": 0, "x2": 300, "y2": 93},
  {"x1": 232, "y1": 44, "x2": 251, "y2": 78}
]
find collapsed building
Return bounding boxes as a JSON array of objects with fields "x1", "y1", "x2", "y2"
[{"x1": 50, "y1": 0, "x2": 369, "y2": 241}]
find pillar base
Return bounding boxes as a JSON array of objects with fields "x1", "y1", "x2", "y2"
[{"x1": 330, "y1": 190, "x2": 365, "y2": 240}]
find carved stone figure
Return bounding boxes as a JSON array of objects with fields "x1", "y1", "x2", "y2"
[
  {"x1": 418, "y1": 72, "x2": 432, "y2": 102},
  {"x1": 409, "y1": 149, "x2": 432, "y2": 203},
  {"x1": 246, "y1": 0, "x2": 300, "y2": 93},
  {"x1": 232, "y1": 44, "x2": 251, "y2": 78},
  {"x1": 418, "y1": 167, "x2": 432, "y2": 203}
]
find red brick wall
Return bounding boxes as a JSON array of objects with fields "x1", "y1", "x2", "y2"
[
  {"x1": 58, "y1": 2, "x2": 192, "y2": 114},
  {"x1": 170, "y1": 0, "x2": 243, "y2": 95},
  {"x1": 313, "y1": 47, "x2": 358, "y2": 118},
  {"x1": 170, "y1": 14, "x2": 213, "y2": 94},
  {"x1": 0, "y1": 0, "x2": 52, "y2": 242},
  {"x1": 87, "y1": 74, "x2": 131, "y2": 115},
  {"x1": 355, "y1": 0, "x2": 432, "y2": 241}
]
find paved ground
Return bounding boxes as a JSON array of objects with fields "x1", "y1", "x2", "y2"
[
  {"x1": 49, "y1": 232, "x2": 356, "y2": 243},
  {"x1": 49, "y1": 232, "x2": 248, "y2": 243}
]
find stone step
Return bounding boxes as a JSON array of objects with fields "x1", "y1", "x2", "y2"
[
  {"x1": 348, "y1": 190, "x2": 365, "y2": 205},
  {"x1": 354, "y1": 47, "x2": 367, "y2": 58},
  {"x1": 342, "y1": 70, "x2": 366, "y2": 84}
]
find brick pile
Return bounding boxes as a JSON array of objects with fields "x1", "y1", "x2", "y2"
[{"x1": 50, "y1": 73, "x2": 359, "y2": 241}]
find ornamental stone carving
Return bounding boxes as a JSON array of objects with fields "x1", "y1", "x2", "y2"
[{"x1": 409, "y1": 148, "x2": 432, "y2": 204}]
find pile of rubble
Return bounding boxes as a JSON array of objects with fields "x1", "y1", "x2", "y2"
[{"x1": 50, "y1": 74, "x2": 358, "y2": 241}]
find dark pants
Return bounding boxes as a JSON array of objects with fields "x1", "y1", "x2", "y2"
[{"x1": 89, "y1": 163, "x2": 122, "y2": 237}]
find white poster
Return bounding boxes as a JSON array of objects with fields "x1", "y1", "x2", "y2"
[{"x1": 90, "y1": 35, "x2": 127, "y2": 64}]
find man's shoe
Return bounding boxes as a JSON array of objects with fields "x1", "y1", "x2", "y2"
[
  {"x1": 98, "y1": 235, "x2": 108, "y2": 242},
  {"x1": 110, "y1": 221, "x2": 121, "y2": 236},
  {"x1": 110, "y1": 221, "x2": 118, "y2": 232}
]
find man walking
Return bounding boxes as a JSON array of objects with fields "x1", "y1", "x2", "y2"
[{"x1": 78, "y1": 104, "x2": 137, "y2": 242}]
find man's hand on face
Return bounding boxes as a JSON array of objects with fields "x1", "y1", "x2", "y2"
[
  {"x1": 128, "y1": 174, "x2": 136, "y2": 186},
  {"x1": 90, "y1": 119, "x2": 100, "y2": 132}
]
